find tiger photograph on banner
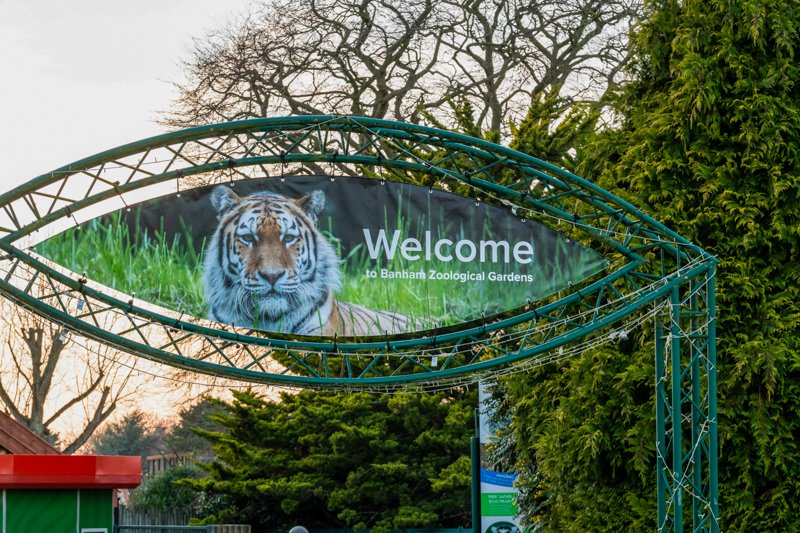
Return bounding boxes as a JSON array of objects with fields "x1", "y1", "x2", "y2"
[
  {"x1": 203, "y1": 185, "x2": 413, "y2": 336},
  {"x1": 34, "y1": 175, "x2": 608, "y2": 338}
]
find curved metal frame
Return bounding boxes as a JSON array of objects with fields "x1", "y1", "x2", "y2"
[{"x1": 0, "y1": 116, "x2": 717, "y2": 531}]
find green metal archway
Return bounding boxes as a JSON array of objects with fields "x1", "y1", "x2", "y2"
[{"x1": 0, "y1": 115, "x2": 717, "y2": 531}]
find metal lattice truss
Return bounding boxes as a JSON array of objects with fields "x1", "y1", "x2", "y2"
[
  {"x1": 656, "y1": 274, "x2": 719, "y2": 533},
  {"x1": 0, "y1": 116, "x2": 718, "y2": 530},
  {"x1": 0, "y1": 116, "x2": 709, "y2": 387}
]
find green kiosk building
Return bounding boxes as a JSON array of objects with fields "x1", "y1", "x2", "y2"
[{"x1": 0, "y1": 412, "x2": 141, "y2": 533}]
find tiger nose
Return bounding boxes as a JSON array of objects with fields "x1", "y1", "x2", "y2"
[{"x1": 259, "y1": 270, "x2": 285, "y2": 285}]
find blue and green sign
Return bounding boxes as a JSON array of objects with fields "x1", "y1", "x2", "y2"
[{"x1": 480, "y1": 469, "x2": 522, "y2": 533}]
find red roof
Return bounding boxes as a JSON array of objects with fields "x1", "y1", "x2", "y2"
[
  {"x1": 0, "y1": 412, "x2": 61, "y2": 455},
  {"x1": 0, "y1": 455, "x2": 142, "y2": 488}
]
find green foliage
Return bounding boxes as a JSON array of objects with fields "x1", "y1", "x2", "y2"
[
  {"x1": 501, "y1": 343, "x2": 656, "y2": 532},
  {"x1": 162, "y1": 399, "x2": 226, "y2": 458},
  {"x1": 509, "y1": 89, "x2": 599, "y2": 173},
  {"x1": 182, "y1": 389, "x2": 475, "y2": 532},
  {"x1": 504, "y1": 0, "x2": 800, "y2": 530},
  {"x1": 130, "y1": 464, "x2": 204, "y2": 511},
  {"x1": 419, "y1": 98, "x2": 500, "y2": 143},
  {"x1": 89, "y1": 410, "x2": 165, "y2": 459}
]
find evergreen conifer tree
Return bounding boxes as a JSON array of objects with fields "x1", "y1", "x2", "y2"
[{"x1": 507, "y1": 0, "x2": 800, "y2": 530}]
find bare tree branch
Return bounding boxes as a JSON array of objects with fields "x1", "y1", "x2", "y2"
[
  {"x1": 44, "y1": 370, "x2": 103, "y2": 428},
  {"x1": 0, "y1": 298, "x2": 140, "y2": 452},
  {"x1": 4, "y1": 341, "x2": 32, "y2": 389},
  {"x1": 0, "y1": 379, "x2": 25, "y2": 423},
  {"x1": 163, "y1": 0, "x2": 641, "y2": 135},
  {"x1": 62, "y1": 385, "x2": 114, "y2": 455}
]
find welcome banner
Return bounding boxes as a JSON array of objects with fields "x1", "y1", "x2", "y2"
[{"x1": 37, "y1": 176, "x2": 607, "y2": 337}]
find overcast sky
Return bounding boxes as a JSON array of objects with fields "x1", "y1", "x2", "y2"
[{"x1": 0, "y1": 0, "x2": 252, "y2": 193}]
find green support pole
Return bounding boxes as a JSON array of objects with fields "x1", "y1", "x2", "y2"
[
  {"x1": 655, "y1": 316, "x2": 668, "y2": 531},
  {"x1": 708, "y1": 268, "x2": 719, "y2": 532},
  {"x1": 471, "y1": 436, "x2": 481, "y2": 533},
  {"x1": 670, "y1": 287, "x2": 683, "y2": 531},
  {"x1": 691, "y1": 284, "x2": 702, "y2": 530},
  {"x1": 660, "y1": 273, "x2": 718, "y2": 532}
]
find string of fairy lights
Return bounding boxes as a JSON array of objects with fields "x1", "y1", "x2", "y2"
[
  {"x1": 0, "y1": 250, "x2": 713, "y2": 391},
  {"x1": 0, "y1": 249, "x2": 710, "y2": 358},
  {"x1": 0, "y1": 258, "x2": 676, "y2": 394}
]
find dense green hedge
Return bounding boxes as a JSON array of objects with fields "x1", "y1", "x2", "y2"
[{"x1": 505, "y1": 0, "x2": 800, "y2": 530}]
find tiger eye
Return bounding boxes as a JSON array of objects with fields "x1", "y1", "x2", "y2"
[{"x1": 239, "y1": 233, "x2": 256, "y2": 245}]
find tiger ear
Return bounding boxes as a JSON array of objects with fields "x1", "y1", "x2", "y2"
[
  {"x1": 295, "y1": 190, "x2": 325, "y2": 222},
  {"x1": 210, "y1": 186, "x2": 240, "y2": 217}
]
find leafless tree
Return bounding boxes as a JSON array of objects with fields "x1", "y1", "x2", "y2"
[
  {"x1": 164, "y1": 0, "x2": 640, "y2": 133},
  {"x1": 0, "y1": 302, "x2": 140, "y2": 453}
]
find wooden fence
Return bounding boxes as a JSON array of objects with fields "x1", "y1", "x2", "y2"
[
  {"x1": 118, "y1": 505, "x2": 191, "y2": 526},
  {"x1": 115, "y1": 524, "x2": 250, "y2": 532}
]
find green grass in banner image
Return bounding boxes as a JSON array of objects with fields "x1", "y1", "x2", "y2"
[
  {"x1": 328, "y1": 192, "x2": 547, "y2": 330},
  {"x1": 538, "y1": 233, "x2": 597, "y2": 296},
  {"x1": 35, "y1": 210, "x2": 207, "y2": 317}
]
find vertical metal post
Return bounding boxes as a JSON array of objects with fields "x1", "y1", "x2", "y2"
[
  {"x1": 707, "y1": 268, "x2": 719, "y2": 532},
  {"x1": 657, "y1": 270, "x2": 718, "y2": 532},
  {"x1": 471, "y1": 435, "x2": 481, "y2": 533},
  {"x1": 690, "y1": 283, "x2": 702, "y2": 530},
  {"x1": 472, "y1": 404, "x2": 481, "y2": 533},
  {"x1": 670, "y1": 287, "x2": 683, "y2": 531},
  {"x1": 655, "y1": 316, "x2": 668, "y2": 531}
]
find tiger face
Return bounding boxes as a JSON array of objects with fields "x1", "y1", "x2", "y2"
[{"x1": 203, "y1": 186, "x2": 341, "y2": 333}]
